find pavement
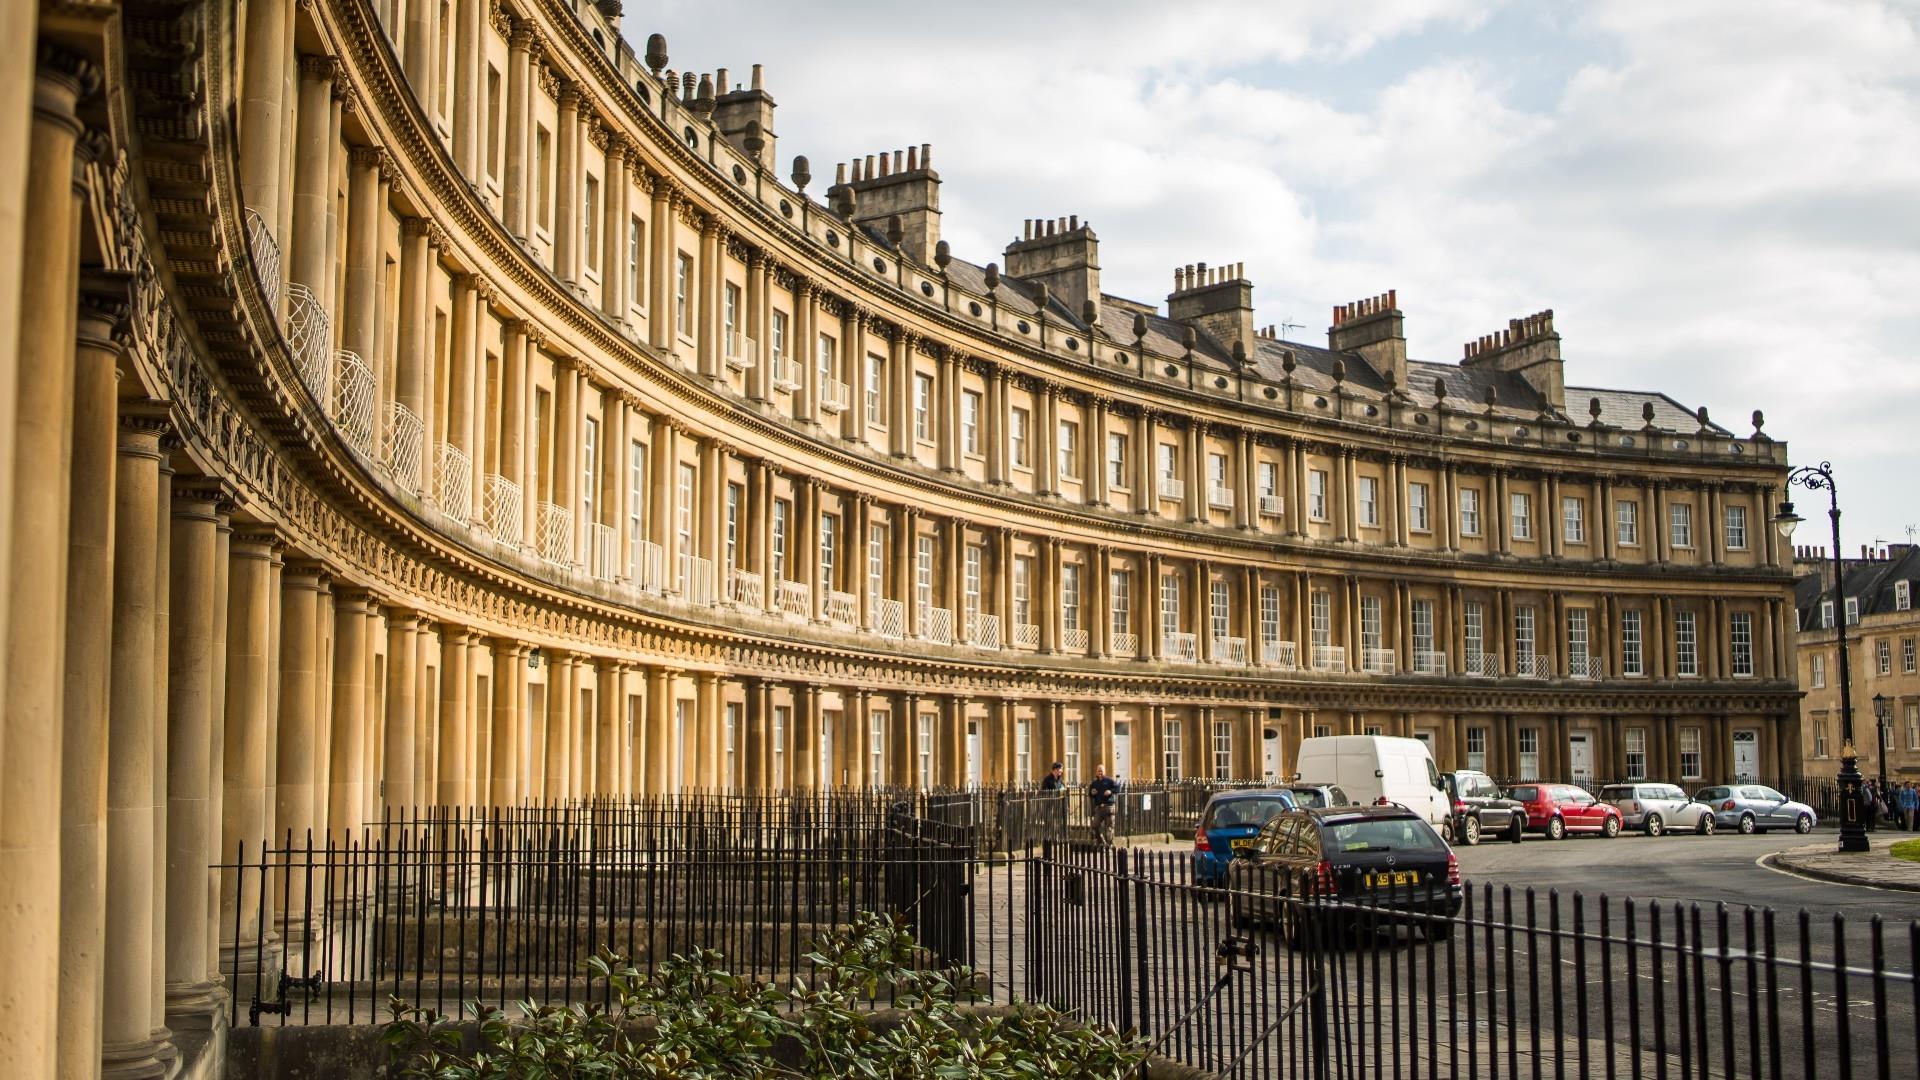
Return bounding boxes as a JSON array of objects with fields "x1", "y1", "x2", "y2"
[{"x1": 1767, "y1": 833, "x2": 1920, "y2": 892}]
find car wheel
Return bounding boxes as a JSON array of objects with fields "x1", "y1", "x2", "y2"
[
  {"x1": 1508, "y1": 817, "x2": 1525, "y2": 843},
  {"x1": 1696, "y1": 814, "x2": 1715, "y2": 836},
  {"x1": 1463, "y1": 816, "x2": 1483, "y2": 846},
  {"x1": 1795, "y1": 813, "x2": 1813, "y2": 834},
  {"x1": 1547, "y1": 816, "x2": 1566, "y2": 841},
  {"x1": 1645, "y1": 814, "x2": 1665, "y2": 838},
  {"x1": 1603, "y1": 816, "x2": 1621, "y2": 839},
  {"x1": 1440, "y1": 818, "x2": 1455, "y2": 844},
  {"x1": 1739, "y1": 813, "x2": 1756, "y2": 835}
]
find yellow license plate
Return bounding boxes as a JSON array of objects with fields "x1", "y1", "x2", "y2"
[
  {"x1": 1230, "y1": 838, "x2": 1254, "y2": 852},
  {"x1": 1365, "y1": 871, "x2": 1415, "y2": 887}
]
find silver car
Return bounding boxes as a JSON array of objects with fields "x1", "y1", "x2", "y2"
[
  {"x1": 1599, "y1": 783, "x2": 1715, "y2": 836},
  {"x1": 1693, "y1": 785, "x2": 1818, "y2": 834}
]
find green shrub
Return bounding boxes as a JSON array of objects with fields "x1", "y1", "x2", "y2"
[{"x1": 383, "y1": 911, "x2": 1147, "y2": 1079}]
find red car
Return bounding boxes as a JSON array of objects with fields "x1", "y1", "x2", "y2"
[{"x1": 1506, "y1": 784, "x2": 1622, "y2": 840}]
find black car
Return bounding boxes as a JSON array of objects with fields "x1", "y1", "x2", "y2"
[
  {"x1": 1226, "y1": 806, "x2": 1462, "y2": 947},
  {"x1": 1439, "y1": 769, "x2": 1525, "y2": 845}
]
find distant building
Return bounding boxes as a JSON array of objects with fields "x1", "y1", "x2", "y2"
[{"x1": 1794, "y1": 544, "x2": 1920, "y2": 780}]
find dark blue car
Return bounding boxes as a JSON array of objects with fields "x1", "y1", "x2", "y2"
[{"x1": 1192, "y1": 790, "x2": 1298, "y2": 886}]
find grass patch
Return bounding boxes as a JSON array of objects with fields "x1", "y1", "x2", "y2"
[{"x1": 1892, "y1": 839, "x2": 1920, "y2": 863}]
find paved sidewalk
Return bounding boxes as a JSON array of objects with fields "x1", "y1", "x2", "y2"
[{"x1": 1769, "y1": 835, "x2": 1920, "y2": 891}]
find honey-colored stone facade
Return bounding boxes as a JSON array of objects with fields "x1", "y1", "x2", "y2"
[{"x1": 1, "y1": 0, "x2": 1800, "y2": 1072}]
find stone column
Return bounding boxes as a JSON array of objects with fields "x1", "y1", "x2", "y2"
[
  {"x1": 217, "y1": 528, "x2": 278, "y2": 977},
  {"x1": 487, "y1": 639, "x2": 524, "y2": 806},
  {"x1": 273, "y1": 561, "x2": 324, "y2": 853},
  {"x1": 324, "y1": 589, "x2": 372, "y2": 836},
  {"x1": 381, "y1": 608, "x2": 419, "y2": 811},
  {"x1": 697, "y1": 220, "x2": 724, "y2": 381},
  {"x1": 742, "y1": 678, "x2": 769, "y2": 792},
  {"x1": 239, "y1": 0, "x2": 290, "y2": 271},
  {"x1": 553, "y1": 86, "x2": 579, "y2": 282},
  {"x1": 544, "y1": 651, "x2": 574, "y2": 798},
  {"x1": 888, "y1": 331, "x2": 911, "y2": 456},
  {"x1": 594, "y1": 660, "x2": 620, "y2": 795},
  {"x1": 604, "y1": 139, "x2": 630, "y2": 317},
  {"x1": 694, "y1": 671, "x2": 722, "y2": 789},
  {"x1": 503, "y1": 20, "x2": 533, "y2": 236},
  {"x1": 290, "y1": 56, "x2": 337, "y2": 294},
  {"x1": 644, "y1": 666, "x2": 675, "y2": 793},
  {"x1": 102, "y1": 414, "x2": 169, "y2": 1078},
  {"x1": 648, "y1": 179, "x2": 675, "y2": 349},
  {"x1": 435, "y1": 627, "x2": 473, "y2": 805}
]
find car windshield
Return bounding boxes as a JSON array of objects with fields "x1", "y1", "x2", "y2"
[
  {"x1": 1600, "y1": 787, "x2": 1633, "y2": 801},
  {"x1": 1319, "y1": 817, "x2": 1442, "y2": 854},
  {"x1": 1508, "y1": 786, "x2": 1539, "y2": 801},
  {"x1": 1206, "y1": 797, "x2": 1292, "y2": 829},
  {"x1": 1288, "y1": 788, "x2": 1330, "y2": 809}
]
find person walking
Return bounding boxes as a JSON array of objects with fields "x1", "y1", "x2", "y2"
[
  {"x1": 1040, "y1": 762, "x2": 1065, "y2": 791},
  {"x1": 1087, "y1": 764, "x2": 1119, "y2": 848}
]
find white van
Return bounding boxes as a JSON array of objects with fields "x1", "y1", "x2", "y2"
[{"x1": 1293, "y1": 735, "x2": 1453, "y2": 838}]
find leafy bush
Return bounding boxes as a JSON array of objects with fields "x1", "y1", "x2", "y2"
[{"x1": 383, "y1": 911, "x2": 1147, "y2": 1079}]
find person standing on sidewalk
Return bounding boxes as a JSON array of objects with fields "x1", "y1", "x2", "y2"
[
  {"x1": 1087, "y1": 764, "x2": 1119, "y2": 847},
  {"x1": 1041, "y1": 762, "x2": 1065, "y2": 791}
]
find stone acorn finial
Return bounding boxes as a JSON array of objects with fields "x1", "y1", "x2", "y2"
[
  {"x1": 692, "y1": 74, "x2": 715, "y2": 119},
  {"x1": 1590, "y1": 396, "x2": 1603, "y2": 420},
  {"x1": 1132, "y1": 312, "x2": 1148, "y2": 343},
  {"x1": 1696, "y1": 405, "x2": 1710, "y2": 430},
  {"x1": 886, "y1": 214, "x2": 904, "y2": 249},
  {"x1": 1033, "y1": 282, "x2": 1049, "y2": 312},
  {"x1": 1232, "y1": 340, "x2": 1247, "y2": 367},
  {"x1": 1082, "y1": 298, "x2": 1098, "y2": 326},
  {"x1": 1382, "y1": 366, "x2": 1397, "y2": 390},
  {"x1": 596, "y1": 0, "x2": 622, "y2": 17},
  {"x1": 1282, "y1": 350, "x2": 1297, "y2": 377},
  {"x1": 1331, "y1": 357, "x2": 1346, "y2": 384},
  {"x1": 1752, "y1": 409, "x2": 1766, "y2": 435},
  {"x1": 743, "y1": 119, "x2": 764, "y2": 156},
  {"x1": 790, "y1": 154, "x2": 811, "y2": 193},
  {"x1": 1642, "y1": 400, "x2": 1657, "y2": 428},
  {"x1": 934, "y1": 239, "x2": 951, "y2": 270},
  {"x1": 646, "y1": 33, "x2": 669, "y2": 75},
  {"x1": 1485, "y1": 385, "x2": 1499, "y2": 409},
  {"x1": 983, "y1": 262, "x2": 1000, "y2": 293},
  {"x1": 1182, "y1": 326, "x2": 1197, "y2": 353},
  {"x1": 1433, "y1": 376, "x2": 1447, "y2": 402}
]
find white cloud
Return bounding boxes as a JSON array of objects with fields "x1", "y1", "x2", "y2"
[{"x1": 626, "y1": 0, "x2": 1920, "y2": 546}]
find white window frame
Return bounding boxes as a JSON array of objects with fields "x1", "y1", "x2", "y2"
[
  {"x1": 918, "y1": 712, "x2": 935, "y2": 788},
  {"x1": 1621, "y1": 609, "x2": 1644, "y2": 676},
  {"x1": 1897, "y1": 580, "x2": 1912, "y2": 611},
  {"x1": 1209, "y1": 579, "x2": 1230, "y2": 641},
  {"x1": 866, "y1": 523, "x2": 886, "y2": 604},
  {"x1": 1675, "y1": 610, "x2": 1698, "y2": 677},
  {"x1": 724, "y1": 482, "x2": 741, "y2": 568},
  {"x1": 1357, "y1": 476, "x2": 1379, "y2": 527},
  {"x1": 1624, "y1": 729, "x2": 1647, "y2": 780},
  {"x1": 1259, "y1": 585, "x2": 1281, "y2": 648},
  {"x1": 963, "y1": 544, "x2": 983, "y2": 621},
  {"x1": 1409, "y1": 481, "x2": 1430, "y2": 532},
  {"x1": 1110, "y1": 570, "x2": 1131, "y2": 637},
  {"x1": 961, "y1": 390, "x2": 982, "y2": 456},
  {"x1": 1562, "y1": 496, "x2": 1585, "y2": 544},
  {"x1": 1061, "y1": 563, "x2": 1082, "y2": 633},
  {"x1": 771, "y1": 498, "x2": 790, "y2": 580},
  {"x1": 1466, "y1": 727, "x2": 1486, "y2": 772},
  {"x1": 1517, "y1": 728, "x2": 1539, "y2": 781},
  {"x1": 580, "y1": 417, "x2": 599, "y2": 525},
  {"x1": 1464, "y1": 601, "x2": 1484, "y2": 665},
  {"x1": 865, "y1": 354, "x2": 885, "y2": 426},
  {"x1": 1258, "y1": 461, "x2": 1280, "y2": 501},
  {"x1": 1162, "y1": 718, "x2": 1183, "y2": 781},
  {"x1": 1058, "y1": 420, "x2": 1079, "y2": 480},
  {"x1": 1904, "y1": 636, "x2": 1916, "y2": 674},
  {"x1": 1459, "y1": 487, "x2": 1481, "y2": 537},
  {"x1": 1724, "y1": 504, "x2": 1748, "y2": 551},
  {"x1": 1810, "y1": 652, "x2": 1825, "y2": 689},
  {"x1": 1211, "y1": 720, "x2": 1233, "y2": 780},
  {"x1": 1566, "y1": 608, "x2": 1589, "y2": 666},
  {"x1": 1678, "y1": 728, "x2": 1702, "y2": 780},
  {"x1": 871, "y1": 708, "x2": 890, "y2": 784},
  {"x1": 1845, "y1": 597, "x2": 1859, "y2": 625},
  {"x1": 1731, "y1": 611, "x2": 1753, "y2": 677},
  {"x1": 1511, "y1": 492, "x2": 1533, "y2": 540},
  {"x1": 675, "y1": 252, "x2": 692, "y2": 337},
  {"x1": 1309, "y1": 469, "x2": 1329, "y2": 521},
  {"x1": 1063, "y1": 720, "x2": 1082, "y2": 784},
  {"x1": 1107, "y1": 432, "x2": 1129, "y2": 489},
  {"x1": 1616, "y1": 499, "x2": 1639, "y2": 546},
  {"x1": 913, "y1": 373, "x2": 934, "y2": 442},
  {"x1": 1877, "y1": 638, "x2": 1892, "y2": 676},
  {"x1": 819, "y1": 512, "x2": 838, "y2": 593},
  {"x1": 1310, "y1": 590, "x2": 1331, "y2": 647},
  {"x1": 1013, "y1": 555, "x2": 1033, "y2": 629},
  {"x1": 1670, "y1": 502, "x2": 1693, "y2": 549},
  {"x1": 1160, "y1": 573, "x2": 1181, "y2": 640},
  {"x1": 1014, "y1": 716, "x2": 1031, "y2": 782},
  {"x1": 1010, "y1": 407, "x2": 1030, "y2": 468}
]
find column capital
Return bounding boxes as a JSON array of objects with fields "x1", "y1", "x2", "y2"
[
  {"x1": 694, "y1": 669, "x2": 722, "y2": 686},
  {"x1": 171, "y1": 476, "x2": 239, "y2": 519},
  {"x1": 488, "y1": 635, "x2": 530, "y2": 656},
  {"x1": 332, "y1": 586, "x2": 383, "y2": 615},
  {"x1": 297, "y1": 53, "x2": 341, "y2": 82},
  {"x1": 77, "y1": 267, "x2": 134, "y2": 345},
  {"x1": 117, "y1": 398, "x2": 173, "y2": 449}
]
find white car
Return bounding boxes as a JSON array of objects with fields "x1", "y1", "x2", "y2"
[{"x1": 1599, "y1": 783, "x2": 1715, "y2": 836}]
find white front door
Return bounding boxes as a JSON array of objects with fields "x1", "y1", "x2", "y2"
[
  {"x1": 1568, "y1": 732, "x2": 1593, "y2": 786},
  {"x1": 1263, "y1": 728, "x2": 1282, "y2": 781},
  {"x1": 1112, "y1": 721, "x2": 1132, "y2": 781},
  {"x1": 1731, "y1": 729, "x2": 1759, "y2": 783},
  {"x1": 966, "y1": 720, "x2": 983, "y2": 787}
]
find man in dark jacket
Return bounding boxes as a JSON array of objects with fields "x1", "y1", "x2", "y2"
[
  {"x1": 1087, "y1": 764, "x2": 1119, "y2": 847},
  {"x1": 1040, "y1": 762, "x2": 1065, "y2": 790}
]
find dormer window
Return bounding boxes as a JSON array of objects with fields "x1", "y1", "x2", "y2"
[{"x1": 1898, "y1": 580, "x2": 1911, "y2": 612}]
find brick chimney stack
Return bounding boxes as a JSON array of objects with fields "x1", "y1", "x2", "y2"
[
  {"x1": 825, "y1": 143, "x2": 941, "y2": 264},
  {"x1": 1460, "y1": 309, "x2": 1565, "y2": 410},
  {"x1": 1327, "y1": 290, "x2": 1406, "y2": 391},
  {"x1": 1167, "y1": 261, "x2": 1254, "y2": 359},
  {"x1": 712, "y1": 64, "x2": 777, "y2": 170},
  {"x1": 1004, "y1": 216, "x2": 1101, "y2": 321}
]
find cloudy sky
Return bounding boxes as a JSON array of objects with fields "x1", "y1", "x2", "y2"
[{"x1": 625, "y1": 0, "x2": 1920, "y2": 553}]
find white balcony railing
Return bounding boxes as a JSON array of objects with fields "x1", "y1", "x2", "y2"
[
  {"x1": 967, "y1": 612, "x2": 1001, "y2": 649},
  {"x1": 331, "y1": 350, "x2": 377, "y2": 456},
  {"x1": 874, "y1": 597, "x2": 906, "y2": 639},
  {"x1": 1412, "y1": 649, "x2": 1448, "y2": 675},
  {"x1": 587, "y1": 523, "x2": 617, "y2": 583},
  {"x1": 678, "y1": 553, "x2": 716, "y2": 606},
  {"x1": 1112, "y1": 631, "x2": 1139, "y2": 655},
  {"x1": 383, "y1": 402, "x2": 424, "y2": 496},
  {"x1": 1567, "y1": 654, "x2": 1604, "y2": 681},
  {"x1": 1213, "y1": 636, "x2": 1248, "y2": 665},
  {"x1": 1159, "y1": 477, "x2": 1185, "y2": 502},
  {"x1": 245, "y1": 207, "x2": 281, "y2": 312},
  {"x1": 825, "y1": 590, "x2": 858, "y2": 627},
  {"x1": 285, "y1": 282, "x2": 332, "y2": 401},
  {"x1": 1262, "y1": 640, "x2": 1298, "y2": 670},
  {"x1": 776, "y1": 579, "x2": 811, "y2": 620},
  {"x1": 728, "y1": 568, "x2": 764, "y2": 609},
  {"x1": 1361, "y1": 647, "x2": 1396, "y2": 675},
  {"x1": 536, "y1": 502, "x2": 573, "y2": 567},
  {"x1": 1062, "y1": 627, "x2": 1089, "y2": 652},
  {"x1": 1258, "y1": 494, "x2": 1286, "y2": 518},
  {"x1": 770, "y1": 353, "x2": 802, "y2": 392},
  {"x1": 724, "y1": 333, "x2": 758, "y2": 371},
  {"x1": 919, "y1": 605, "x2": 954, "y2": 645},
  {"x1": 436, "y1": 443, "x2": 473, "y2": 527},
  {"x1": 1208, "y1": 485, "x2": 1235, "y2": 511},
  {"x1": 1312, "y1": 644, "x2": 1348, "y2": 672},
  {"x1": 1516, "y1": 653, "x2": 1551, "y2": 680},
  {"x1": 819, "y1": 378, "x2": 851, "y2": 414},
  {"x1": 1013, "y1": 622, "x2": 1040, "y2": 649},
  {"x1": 1466, "y1": 650, "x2": 1501, "y2": 678},
  {"x1": 632, "y1": 539, "x2": 666, "y2": 595},
  {"x1": 1163, "y1": 631, "x2": 1198, "y2": 663},
  {"x1": 483, "y1": 474, "x2": 523, "y2": 548}
]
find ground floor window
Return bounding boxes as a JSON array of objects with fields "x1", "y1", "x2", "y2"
[
  {"x1": 1624, "y1": 728, "x2": 1646, "y2": 780},
  {"x1": 1064, "y1": 720, "x2": 1083, "y2": 784},
  {"x1": 1466, "y1": 728, "x2": 1486, "y2": 772},
  {"x1": 1015, "y1": 718, "x2": 1031, "y2": 782},
  {"x1": 870, "y1": 709, "x2": 889, "y2": 785},
  {"x1": 1163, "y1": 718, "x2": 1183, "y2": 780},
  {"x1": 1679, "y1": 727, "x2": 1702, "y2": 779},
  {"x1": 1517, "y1": 728, "x2": 1538, "y2": 780},
  {"x1": 1212, "y1": 721, "x2": 1233, "y2": 779},
  {"x1": 917, "y1": 713, "x2": 935, "y2": 788}
]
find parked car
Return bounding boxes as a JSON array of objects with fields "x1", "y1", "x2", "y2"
[
  {"x1": 1693, "y1": 785, "x2": 1817, "y2": 834},
  {"x1": 1285, "y1": 784, "x2": 1356, "y2": 810},
  {"x1": 1599, "y1": 783, "x2": 1715, "y2": 836},
  {"x1": 1226, "y1": 805, "x2": 1462, "y2": 946},
  {"x1": 1293, "y1": 735, "x2": 1452, "y2": 839},
  {"x1": 1507, "y1": 783, "x2": 1623, "y2": 839},
  {"x1": 1191, "y1": 789, "x2": 1297, "y2": 886},
  {"x1": 1440, "y1": 770, "x2": 1526, "y2": 844}
]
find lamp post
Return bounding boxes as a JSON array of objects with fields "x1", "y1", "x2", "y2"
[
  {"x1": 1774, "y1": 461, "x2": 1869, "y2": 852},
  {"x1": 1873, "y1": 693, "x2": 1891, "y2": 794}
]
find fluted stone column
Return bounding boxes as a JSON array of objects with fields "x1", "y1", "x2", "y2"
[
  {"x1": 165, "y1": 482, "x2": 226, "y2": 1031},
  {"x1": 0, "y1": 48, "x2": 95, "y2": 1079},
  {"x1": 56, "y1": 285, "x2": 124, "y2": 1079},
  {"x1": 382, "y1": 609, "x2": 420, "y2": 811}
]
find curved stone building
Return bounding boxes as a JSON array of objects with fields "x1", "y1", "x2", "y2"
[{"x1": 3, "y1": 0, "x2": 1800, "y2": 1072}]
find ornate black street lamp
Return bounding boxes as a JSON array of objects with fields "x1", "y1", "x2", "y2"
[
  {"x1": 1873, "y1": 693, "x2": 1892, "y2": 795},
  {"x1": 1773, "y1": 461, "x2": 1869, "y2": 852}
]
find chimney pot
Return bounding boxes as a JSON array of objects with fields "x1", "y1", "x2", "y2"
[
  {"x1": 921, "y1": 143, "x2": 932, "y2": 167},
  {"x1": 751, "y1": 63, "x2": 764, "y2": 90},
  {"x1": 1070, "y1": 214, "x2": 1079, "y2": 230},
  {"x1": 893, "y1": 149, "x2": 904, "y2": 173},
  {"x1": 716, "y1": 68, "x2": 728, "y2": 95},
  {"x1": 907, "y1": 145, "x2": 919, "y2": 171}
]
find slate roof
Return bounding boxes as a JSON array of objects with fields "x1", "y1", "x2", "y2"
[
  {"x1": 1570, "y1": 388, "x2": 1729, "y2": 435},
  {"x1": 1794, "y1": 545, "x2": 1920, "y2": 627}
]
